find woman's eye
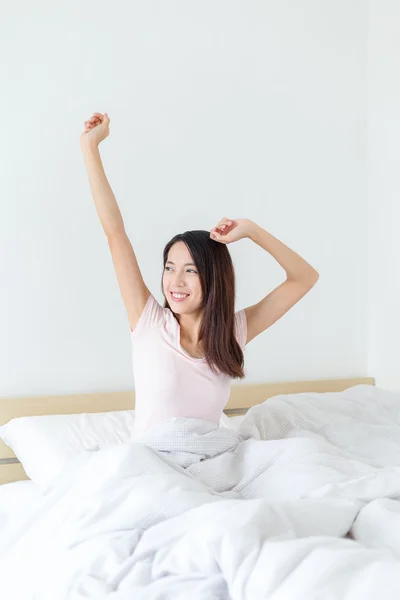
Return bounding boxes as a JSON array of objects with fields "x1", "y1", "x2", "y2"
[{"x1": 164, "y1": 266, "x2": 197, "y2": 274}]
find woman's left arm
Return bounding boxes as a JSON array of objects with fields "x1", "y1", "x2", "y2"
[{"x1": 210, "y1": 218, "x2": 319, "y2": 344}]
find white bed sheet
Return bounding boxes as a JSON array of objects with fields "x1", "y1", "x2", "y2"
[
  {"x1": 0, "y1": 416, "x2": 243, "y2": 528},
  {"x1": 3, "y1": 384, "x2": 400, "y2": 599},
  {"x1": 0, "y1": 480, "x2": 40, "y2": 528},
  {"x1": 0, "y1": 426, "x2": 240, "y2": 527}
]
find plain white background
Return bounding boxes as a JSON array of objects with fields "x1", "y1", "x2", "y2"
[
  {"x1": 1, "y1": 1, "x2": 396, "y2": 396},
  {"x1": 367, "y1": 1, "x2": 400, "y2": 390}
]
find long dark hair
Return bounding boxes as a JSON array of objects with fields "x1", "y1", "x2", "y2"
[{"x1": 162, "y1": 230, "x2": 245, "y2": 379}]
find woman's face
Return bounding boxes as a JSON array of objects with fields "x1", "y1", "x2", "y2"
[{"x1": 162, "y1": 241, "x2": 203, "y2": 315}]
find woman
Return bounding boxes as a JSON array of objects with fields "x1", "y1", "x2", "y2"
[{"x1": 80, "y1": 112, "x2": 319, "y2": 435}]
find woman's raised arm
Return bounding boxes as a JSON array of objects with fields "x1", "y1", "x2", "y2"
[{"x1": 80, "y1": 113, "x2": 150, "y2": 331}]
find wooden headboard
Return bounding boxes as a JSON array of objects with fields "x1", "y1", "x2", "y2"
[{"x1": 0, "y1": 376, "x2": 375, "y2": 484}]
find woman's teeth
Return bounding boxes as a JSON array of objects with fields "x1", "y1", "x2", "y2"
[{"x1": 171, "y1": 292, "x2": 189, "y2": 301}]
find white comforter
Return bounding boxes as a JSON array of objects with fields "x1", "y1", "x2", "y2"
[{"x1": 1, "y1": 384, "x2": 400, "y2": 599}]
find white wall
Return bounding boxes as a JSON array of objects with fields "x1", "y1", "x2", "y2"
[
  {"x1": 367, "y1": 1, "x2": 400, "y2": 389},
  {"x1": 1, "y1": 1, "x2": 367, "y2": 397}
]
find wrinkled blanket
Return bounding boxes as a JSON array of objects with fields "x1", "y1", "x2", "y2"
[{"x1": 1, "y1": 384, "x2": 400, "y2": 599}]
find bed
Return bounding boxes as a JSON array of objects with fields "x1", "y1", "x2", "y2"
[
  {"x1": 0, "y1": 377, "x2": 375, "y2": 531},
  {"x1": 3, "y1": 375, "x2": 400, "y2": 600},
  {"x1": 0, "y1": 376, "x2": 374, "y2": 485}
]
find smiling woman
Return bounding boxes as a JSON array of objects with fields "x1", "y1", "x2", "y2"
[
  {"x1": 161, "y1": 230, "x2": 243, "y2": 377},
  {"x1": 129, "y1": 232, "x2": 247, "y2": 434},
  {"x1": 80, "y1": 111, "x2": 319, "y2": 438},
  {"x1": 164, "y1": 254, "x2": 199, "y2": 305},
  {"x1": 163, "y1": 241, "x2": 202, "y2": 310}
]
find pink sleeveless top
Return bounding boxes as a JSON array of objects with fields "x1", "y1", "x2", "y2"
[{"x1": 131, "y1": 294, "x2": 247, "y2": 435}]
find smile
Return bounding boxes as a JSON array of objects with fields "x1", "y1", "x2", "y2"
[{"x1": 170, "y1": 292, "x2": 190, "y2": 302}]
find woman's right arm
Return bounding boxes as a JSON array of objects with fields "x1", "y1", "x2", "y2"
[{"x1": 80, "y1": 112, "x2": 150, "y2": 332}]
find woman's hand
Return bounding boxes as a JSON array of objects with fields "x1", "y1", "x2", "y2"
[
  {"x1": 80, "y1": 112, "x2": 110, "y2": 149},
  {"x1": 210, "y1": 218, "x2": 255, "y2": 244}
]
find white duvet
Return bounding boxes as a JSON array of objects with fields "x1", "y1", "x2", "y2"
[{"x1": 1, "y1": 384, "x2": 400, "y2": 600}]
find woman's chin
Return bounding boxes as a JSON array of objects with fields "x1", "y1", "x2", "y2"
[{"x1": 170, "y1": 303, "x2": 201, "y2": 316}]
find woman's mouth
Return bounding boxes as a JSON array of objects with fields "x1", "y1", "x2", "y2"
[{"x1": 170, "y1": 292, "x2": 190, "y2": 303}]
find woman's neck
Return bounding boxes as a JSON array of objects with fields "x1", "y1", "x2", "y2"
[{"x1": 177, "y1": 310, "x2": 203, "y2": 345}]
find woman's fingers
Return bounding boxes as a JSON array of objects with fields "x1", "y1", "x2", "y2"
[
  {"x1": 215, "y1": 218, "x2": 233, "y2": 232},
  {"x1": 83, "y1": 112, "x2": 108, "y2": 129},
  {"x1": 87, "y1": 115, "x2": 101, "y2": 126},
  {"x1": 210, "y1": 217, "x2": 235, "y2": 242},
  {"x1": 84, "y1": 116, "x2": 102, "y2": 129},
  {"x1": 212, "y1": 227, "x2": 224, "y2": 236},
  {"x1": 216, "y1": 219, "x2": 233, "y2": 234}
]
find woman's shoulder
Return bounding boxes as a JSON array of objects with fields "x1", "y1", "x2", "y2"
[{"x1": 130, "y1": 294, "x2": 172, "y2": 338}]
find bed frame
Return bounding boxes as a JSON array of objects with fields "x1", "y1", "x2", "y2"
[{"x1": 0, "y1": 377, "x2": 375, "y2": 485}]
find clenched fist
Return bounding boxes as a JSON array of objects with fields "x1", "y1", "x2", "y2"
[{"x1": 80, "y1": 112, "x2": 110, "y2": 149}]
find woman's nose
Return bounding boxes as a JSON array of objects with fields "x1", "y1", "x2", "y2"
[{"x1": 173, "y1": 273, "x2": 186, "y2": 287}]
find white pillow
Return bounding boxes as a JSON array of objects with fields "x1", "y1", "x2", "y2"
[
  {"x1": 226, "y1": 415, "x2": 246, "y2": 430},
  {"x1": 0, "y1": 410, "x2": 136, "y2": 485},
  {"x1": 219, "y1": 413, "x2": 246, "y2": 430},
  {"x1": 0, "y1": 411, "x2": 234, "y2": 486},
  {"x1": 219, "y1": 413, "x2": 233, "y2": 428}
]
